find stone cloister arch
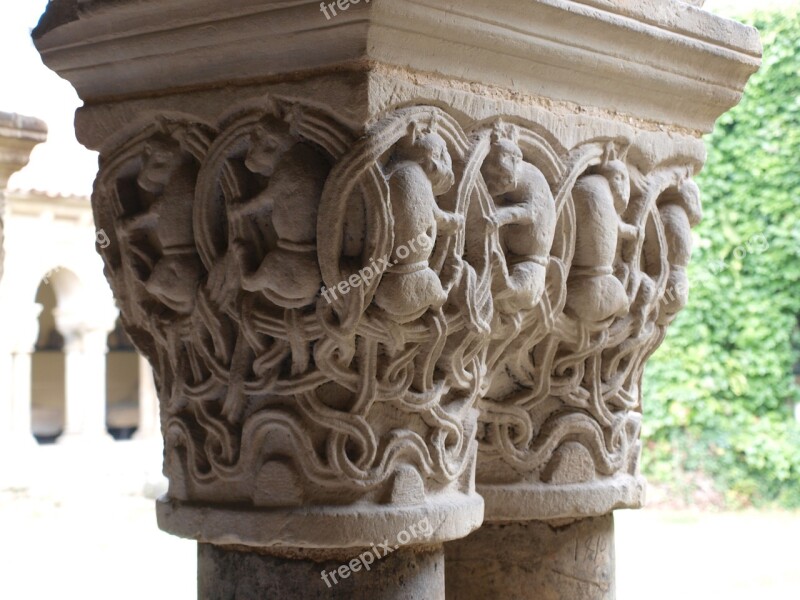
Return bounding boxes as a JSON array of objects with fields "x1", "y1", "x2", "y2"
[{"x1": 0, "y1": 189, "x2": 160, "y2": 447}]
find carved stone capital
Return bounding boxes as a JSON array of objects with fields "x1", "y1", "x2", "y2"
[
  {"x1": 87, "y1": 100, "x2": 491, "y2": 548},
  {"x1": 34, "y1": 0, "x2": 760, "y2": 558},
  {"x1": 72, "y1": 95, "x2": 708, "y2": 538},
  {"x1": 476, "y1": 129, "x2": 706, "y2": 521}
]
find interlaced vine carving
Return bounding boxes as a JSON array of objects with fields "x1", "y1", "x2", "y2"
[{"x1": 92, "y1": 97, "x2": 701, "y2": 513}]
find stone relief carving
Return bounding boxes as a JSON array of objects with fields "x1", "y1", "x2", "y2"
[
  {"x1": 481, "y1": 121, "x2": 556, "y2": 315},
  {"x1": 476, "y1": 133, "x2": 702, "y2": 517},
  {"x1": 91, "y1": 97, "x2": 701, "y2": 525},
  {"x1": 566, "y1": 143, "x2": 638, "y2": 326},
  {"x1": 373, "y1": 120, "x2": 463, "y2": 323}
]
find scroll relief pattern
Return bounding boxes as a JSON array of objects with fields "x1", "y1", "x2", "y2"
[{"x1": 92, "y1": 98, "x2": 701, "y2": 512}]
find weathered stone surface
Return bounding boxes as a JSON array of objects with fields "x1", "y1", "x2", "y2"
[
  {"x1": 85, "y1": 99, "x2": 489, "y2": 549},
  {"x1": 199, "y1": 543, "x2": 444, "y2": 600},
  {"x1": 67, "y1": 90, "x2": 710, "y2": 534},
  {"x1": 32, "y1": 1, "x2": 761, "y2": 597},
  {"x1": 0, "y1": 113, "x2": 46, "y2": 185},
  {"x1": 33, "y1": 0, "x2": 759, "y2": 532},
  {"x1": 33, "y1": 0, "x2": 760, "y2": 132},
  {"x1": 446, "y1": 516, "x2": 615, "y2": 600}
]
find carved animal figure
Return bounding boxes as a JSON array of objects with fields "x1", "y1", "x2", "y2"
[
  {"x1": 126, "y1": 137, "x2": 202, "y2": 315},
  {"x1": 374, "y1": 122, "x2": 462, "y2": 323},
  {"x1": 566, "y1": 147, "x2": 638, "y2": 324},
  {"x1": 658, "y1": 178, "x2": 702, "y2": 323},
  {"x1": 231, "y1": 123, "x2": 328, "y2": 307},
  {"x1": 482, "y1": 124, "x2": 556, "y2": 313}
]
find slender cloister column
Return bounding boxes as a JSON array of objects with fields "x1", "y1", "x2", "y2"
[
  {"x1": 0, "y1": 303, "x2": 43, "y2": 449},
  {"x1": 134, "y1": 354, "x2": 160, "y2": 440},
  {"x1": 33, "y1": 1, "x2": 760, "y2": 598},
  {"x1": 56, "y1": 309, "x2": 117, "y2": 443},
  {"x1": 0, "y1": 304, "x2": 42, "y2": 489},
  {"x1": 9, "y1": 304, "x2": 43, "y2": 447},
  {"x1": 0, "y1": 113, "x2": 46, "y2": 483}
]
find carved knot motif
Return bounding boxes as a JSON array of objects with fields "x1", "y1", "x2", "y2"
[{"x1": 93, "y1": 97, "x2": 701, "y2": 514}]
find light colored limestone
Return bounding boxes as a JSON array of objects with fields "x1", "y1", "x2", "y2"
[
  {"x1": 199, "y1": 542, "x2": 445, "y2": 599},
  {"x1": 446, "y1": 516, "x2": 616, "y2": 600},
  {"x1": 32, "y1": 1, "x2": 760, "y2": 597},
  {"x1": 34, "y1": 0, "x2": 759, "y2": 132},
  {"x1": 61, "y1": 94, "x2": 712, "y2": 536},
  {"x1": 88, "y1": 97, "x2": 489, "y2": 550},
  {"x1": 134, "y1": 354, "x2": 160, "y2": 439}
]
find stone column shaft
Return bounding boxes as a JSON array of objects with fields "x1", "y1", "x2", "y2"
[
  {"x1": 0, "y1": 114, "x2": 46, "y2": 461},
  {"x1": 0, "y1": 303, "x2": 42, "y2": 449},
  {"x1": 62, "y1": 348, "x2": 106, "y2": 440},
  {"x1": 58, "y1": 326, "x2": 115, "y2": 443},
  {"x1": 0, "y1": 353, "x2": 11, "y2": 435},
  {"x1": 33, "y1": 1, "x2": 760, "y2": 597},
  {"x1": 1, "y1": 347, "x2": 38, "y2": 448},
  {"x1": 446, "y1": 516, "x2": 615, "y2": 600},
  {"x1": 134, "y1": 354, "x2": 160, "y2": 439},
  {"x1": 199, "y1": 544, "x2": 444, "y2": 600},
  {"x1": 10, "y1": 351, "x2": 36, "y2": 446},
  {"x1": 0, "y1": 350, "x2": 37, "y2": 487}
]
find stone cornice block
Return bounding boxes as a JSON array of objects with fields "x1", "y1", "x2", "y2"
[{"x1": 34, "y1": 0, "x2": 760, "y2": 132}]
